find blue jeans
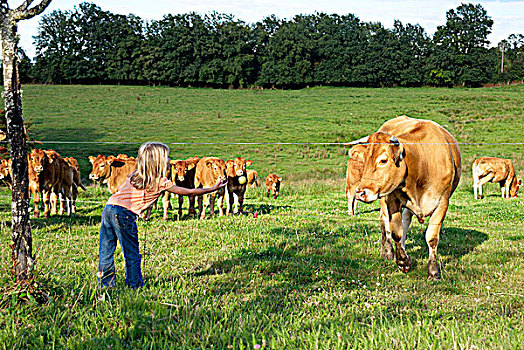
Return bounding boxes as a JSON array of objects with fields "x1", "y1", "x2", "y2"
[{"x1": 98, "y1": 205, "x2": 144, "y2": 288}]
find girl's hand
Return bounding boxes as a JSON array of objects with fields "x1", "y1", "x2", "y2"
[{"x1": 213, "y1": 179, "x2": 227, "y2": 190}]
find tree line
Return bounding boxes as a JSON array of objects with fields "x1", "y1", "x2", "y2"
[{"x1": 19, "y1": 2, "x2": 524, "y2": 87}]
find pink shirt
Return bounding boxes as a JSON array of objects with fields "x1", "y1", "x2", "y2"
[{"x1": 107, "y1": 176, "x2": 174, "y2": 215}]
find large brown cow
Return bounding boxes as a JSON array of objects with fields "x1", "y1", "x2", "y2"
[
  {"x1": 225, "y1": 157, "x2": 253, "y2": 214},
  {"x1": 355, "y1": 115, "x2": 461, "y2": 280},
  {"x1": 246, "y1": 169, "x2": 260, "y2": 187},
  {"x1": 345, "y1": 144, "x2": 366, "y2": 216},
  {"x1": 195, "y1": 157, "x2": 226, "y2": 219},
  {"x1": 29, "y1": 149, "x2": 75, "y2": 218},
  {"x1": 89, "y1": 155, "x2": 136, "y2": 194},
  {"x1": 64, "y1": 156, "x2": 86, "y2": 214},
  {"x1": 472, "y1": 157, "x2": 520, "y2": 199},
  {"x1": 164, "y1": 156, "x2": 200, "y2": 220},
  {"x1": 265, "y1": 173, "x2": 282, "y2": 199}
]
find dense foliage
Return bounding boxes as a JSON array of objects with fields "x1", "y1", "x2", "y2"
[{"x1": 24, "y1": 2, "x2": 524, "y2": 87}]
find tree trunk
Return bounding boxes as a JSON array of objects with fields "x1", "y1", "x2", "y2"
[{"x1": 2, "y1": 20, "x2": 33, "y2": 281}]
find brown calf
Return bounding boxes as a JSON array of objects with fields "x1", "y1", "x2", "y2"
[
  {"x1": 225, "y1": 157, "x2": 253, "y2": 214},
  {"x1": 472, "y1": 157, "x2": 520, "y2": 199},
  {"x1": 265, "y1": 173, "x2": 282, "y2": 199},
  {"x1": 246, "y1": 169, "x2": 260, "y2": 187},
  {"x1": 164, "y1": 156, "x2": 200, "y2": 220},
  {"x1": 29, "y1": 149, "x2": 75, "y2": 218},
  {"x1": 89, "y1": 155, "x2": 136, "y2": 194},
  {"x1": 195, "y1": 157, "x2": 226, "y2": 219}
]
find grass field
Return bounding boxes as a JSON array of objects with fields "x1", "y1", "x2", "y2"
[{"x1": 0, "y1": 85, "x2": 523, "y2": 349}]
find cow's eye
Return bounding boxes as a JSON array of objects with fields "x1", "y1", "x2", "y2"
[
  {"x1": 100, "y1": 164, "x2": 105, "y2": 168},
  {"x1": 377, "y1": 157, "x2": 388, "y2": 166}
]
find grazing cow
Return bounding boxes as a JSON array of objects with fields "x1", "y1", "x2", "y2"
[
  {"x1": 28, "y1": 149, "x2": 75, "y2": 218},
  {"x1": 195, "y1": 157, "x2": 226, "y2": 219},
  {"x1": 345, "y1": 144, "x2": 366, "y2": 216},
  {"x1": 355, "y1": 115, "x2": 461, "y2": 280},
  {"x1": 472, "y1": 157, "x2": 520, "y2": 199},
  {"x1": 265, "y1": 173, "x2": 282, "y2": 199},
  {"x1": 64, "y1": 156, "x2": 86, "y2": 214},
  {"x1": 89, "y1": 155, "x2": 136, "y2": 194},
  {"x1": 164, "y1": 156, "x2": 200, "y2": 220},
  {"x1": 225, "y1": 157, "x2": 253, "y2": 214},
  {"x1": 0, "y1": 158, "x2": 11, "y2": 189},
  {"x1": 246, "y1": 169, "x2": 260, "y2": 187}
]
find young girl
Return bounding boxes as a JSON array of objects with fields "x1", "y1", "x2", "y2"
[{"x1": 97, "y1": 142, "x2": 225, "y2": 289}]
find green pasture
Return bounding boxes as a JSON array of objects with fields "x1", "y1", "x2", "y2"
[{"x1": 0, "y1": 85, "x2": 523, "y2": 349}]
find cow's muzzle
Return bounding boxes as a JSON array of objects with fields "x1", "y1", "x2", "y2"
[
  {"x1": 355, "y1": 188, "x2": 378, "y2": 203},
  {"x1": 89, "y1": 174, "x2": 98, "y2": 180},
  {"x1": 34, "y1": 166, "x2": 43, "y2": 173}
]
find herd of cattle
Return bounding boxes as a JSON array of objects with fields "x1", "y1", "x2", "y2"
[
  {"x1": 0, "y1": 150, "x2": 283, "y2": 220},
  {"x1": 0, "y1": 115, "x2": 520, "y2": 279}
]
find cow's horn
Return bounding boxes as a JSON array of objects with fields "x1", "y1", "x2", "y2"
[{"x1": 345, "y1": 136, "x2": 369, "y2": 145}]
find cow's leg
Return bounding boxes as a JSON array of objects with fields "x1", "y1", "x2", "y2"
[
  {"x1": 266, "y1": 188, "x2": 270, "y2": 197},
  {"x1": 61, "y1": 186, "x2": 72, "y2": 216},
  {"x1": 217, "y1": 193, "x2": 224, "y2": 216},
  {"x1": 210, "y1": 193, "x2": 216, "y2": 216},
  {"x1": 71, "y1": 184, "x2": 78, "y2": 214},
  {"x1": 50, "y1": 191, "x2": 58, "y2": 215},
  {"x1": 188, "y1": 195, "x2": 196, "y2": 217},
  {"x1": 43, "y1": 190, "x2": 51, "y2": 218},
  {"x1": 477, "y1": 174, "x2": 493, "y2": 199},
  {"x1": 177, "y1": 194, "x2": 184, "y2": 220},
  {"x1": 347, "y1": 189, "x2": 356, "y2": 216},
  {"x1": 387, "y1": 198, "x2": 411, "y2": 273},
  {"x1": 32, "y1": 189, "x2": 40, "y2": 218},
  {"x1": 162, "y1": 191, "x2": 170, "y2": 221},
  {"x1": 233, "y1": 193, "x2": 239, "y2": 214},
  {"x1": 200, "y1": 194, "x2": 211, "y2": 219},
  {"x1": 473, "y1": 175, "x2": 479, "y2": 200},
  {"x1": 226, "y1": 190, "x2": 233, "y2": 215},
  {"x1": 425, "y1": 198, "x2": 450, "y2": 280},
  {"x1": 237, "y1": 192, "x2": 244, "y2": 214},
  {"x1": 379, "y1": 198, "x2": 394, "y2": 260},
  {"x1": 198, "y1": 194, "x2": 204, "y2": 220},
  {"x1": 401, "y1": 208, "x2": 413, "y2": 251}
]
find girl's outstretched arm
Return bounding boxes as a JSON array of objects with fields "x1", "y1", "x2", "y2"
[{"x1": 167, "y1": 179, "x2": 226, "y2": 196}]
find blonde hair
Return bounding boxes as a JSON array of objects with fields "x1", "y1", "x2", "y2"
[{"x1": 130, "y1": 142, "x2": 170, "y2": 190}]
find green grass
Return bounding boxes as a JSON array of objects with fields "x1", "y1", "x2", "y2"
[{"x1": 0, "y1": 85, "x2": 523, "y2": 349}]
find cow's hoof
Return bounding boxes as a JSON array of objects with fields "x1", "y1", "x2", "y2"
[
  {"x1": 396, "y1": 256, "x2": 411, "y2": 273},
  {"x1": 427, "y1": 261, "x2": 441, "y2": 280},
  {"x1": 381, "y1": 243, "x2": 394, "y2": 261}
]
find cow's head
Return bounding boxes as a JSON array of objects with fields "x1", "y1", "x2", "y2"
[
  {"x1": 29, "y1": 149, "x2": 50, "y2": 174},
  {"x1": 0, "y1": 158, "x2": 10, "y2": 180},
  {"x1": 205, "y1": 158, "x2": 226, "y2": 182},
  {"x1": 226, "y1": 157, "x2": 252, "y2": 178},
  {"x1": 266, "y1": 174, "x2": 282, "y2": 199},
  {"x1": 89, "y1": 155, "x2": 111, "y2": 181},
  {"x1": 510, "y1": 177, "x2": 521, "y2": 197},
  {"x1": 171, "y1": 156, "x2": 200, "y2": 182},
  {"x1": 356, "y1": 132, "x2": 407, "y2": 203}
]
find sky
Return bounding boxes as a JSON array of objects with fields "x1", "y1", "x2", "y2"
[{"x1": 15, "y1": 0, "x2": 524, "y2": 59}]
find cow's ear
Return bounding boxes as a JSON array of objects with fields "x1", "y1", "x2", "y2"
[
  {"x1": 226, "y1": 159, "x2": 234, "y2": 168},
  {"x1": 245, "y1": 160, "x2": 253, "y2": 167},
  {"x1": 389, "y1": 136, "x2": 405, "y2": 165},
  {"x1": 107, "y1": 156, "x2": 116, "y2": 165},
  {"x1": 187, "y1": 159, "x2": 198, "y2": 170}
]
